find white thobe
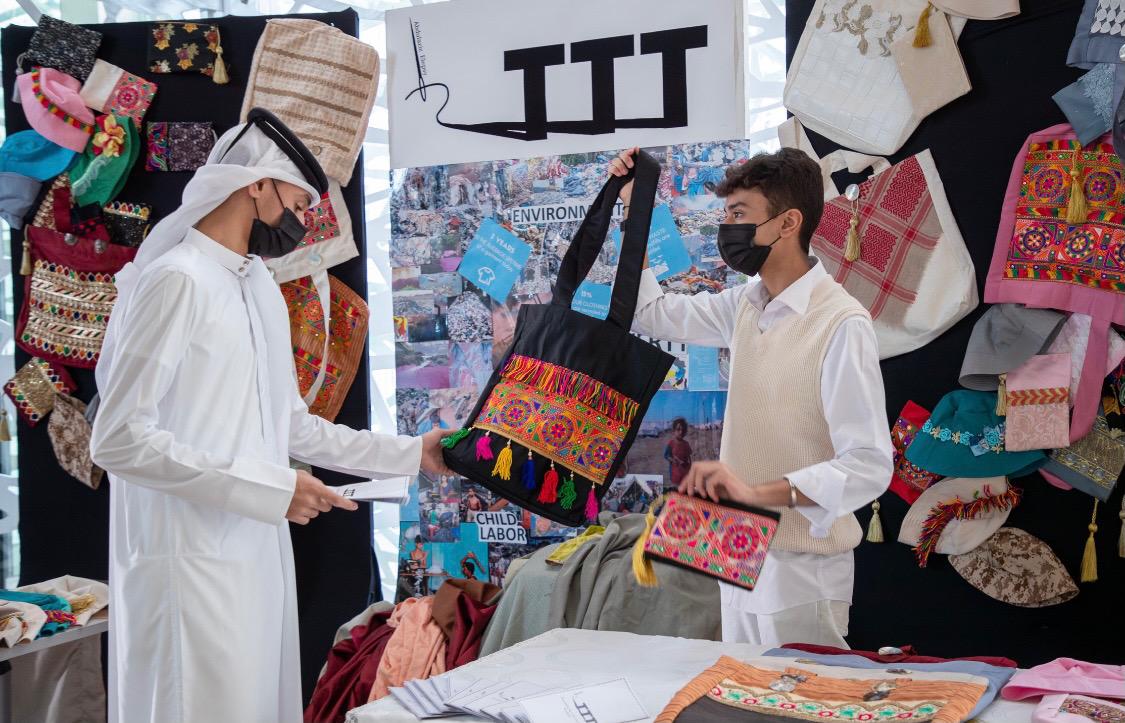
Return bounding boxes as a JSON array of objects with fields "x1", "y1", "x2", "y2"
[
  {"x1": 632, "y1": 258, "x2": 892, "y2": 645},
  {"x1": 91, "y1": 229, "x2": 423, "y2": 723}
]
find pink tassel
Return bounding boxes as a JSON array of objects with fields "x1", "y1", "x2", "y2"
[
  {"x1": 475, "y1": 432, "x2": 494, "y2": 462},
  {"x1": 538, "y1": 464, "x2": 559, "y2": 504},
  {"x1": 585, "y1": 486, "x2": 599, "y2": 522}
]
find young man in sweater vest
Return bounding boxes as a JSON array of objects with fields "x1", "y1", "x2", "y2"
[{"x1": 610, "y1": 147, "x2": 893, "y2": 647}]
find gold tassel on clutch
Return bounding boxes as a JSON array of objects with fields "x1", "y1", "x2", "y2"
[
  {"x1": 912, "y1": 3, "x2": 934, "y2": 48},
  {"x1": 20, "y1": 238, "x2": 31, "y2": 276},
  {"x1": 995, "y1": 374, "x2": 1008, "y2": 416},
  {"x1": 1067, "y1": 145, "x2": 1088, "y2": 224},
  {"x1": 212, "y1": 31, "x2": 229, "y2": 85},
  {"x1": 866, "y1": 500, "x2": 885, "y2": 543},
  {"x1": 632, "y1": 495, "x2": 666, "y2": 587},
  {"x1": 1081, "y1": 498, "x2": 1099, "y2": 583},
  {"x1": 0, "y1": 410, "x2": 11, "y2": 443}
]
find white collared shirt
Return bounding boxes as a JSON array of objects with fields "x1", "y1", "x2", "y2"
[{"x1": 633, "y1": 260, "x2": 892, "y2": 613}]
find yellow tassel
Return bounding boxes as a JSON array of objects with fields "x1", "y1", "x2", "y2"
[
  {"x1": 866, "y1": 500, "x2": 885, "y2": 543},
  {"x1": 212, "y1": 40, "x2": 229, "y2": 85},
  {"x1": 1067, "y1": 146, "x2": 1088, "y2": 224},
  {"x1": 844, "y1": 209, "x2": 861, "y2": 263},
  {"x1": 995, "y1": 374, "x2": 1008, "y2": 416},
  {"x1": 491, "y1": 440, "x2": 513, "y2": 481},
  {"x1": 0, "y1": 410, "x2": 11, "y2": 443},
  {"x1": 632, "y1": 495, "x2": 665, "y2": 587},
  {"x1": 20, "y1": 238, "x2": 31, "y2": 276},
  {"x1": 1117, "y1": 498, "x2": 1124, "y2": 559},
  {"x1": 1081, "y1": 499, "x2": 1099, "y2": 583},
  {"x1": 913, "y1": 3, "x2": 934, "y2": 47}
]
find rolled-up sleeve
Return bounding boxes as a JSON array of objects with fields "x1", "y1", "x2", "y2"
[
  {"x1": 90, "y1": 269, "x2": 297, "y2": 524},
  {"x1": 785, "y1": 317, "x2": 893, "y2": 537}
]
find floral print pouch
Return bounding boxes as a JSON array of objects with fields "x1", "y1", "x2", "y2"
[
  {"x1": 147, "y1": 22, "x2": 228, "y2": 83},
  {"x1": 145, "y1": 121, "x2": 215, "y2": 172}
]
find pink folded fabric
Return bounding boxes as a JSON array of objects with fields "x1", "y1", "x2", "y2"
[
  {"x1": 1035, "y1": 694, "x2": 1125, "y2": 723},
  {"x1": 369, "y1": 596, "x2": 446, "y2": 701},
  {"x1": 1003, "y1": 658, "x2": 1125, "y2": 701}
]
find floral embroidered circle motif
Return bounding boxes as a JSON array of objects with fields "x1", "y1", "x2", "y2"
[
  {"x1": 500, "y1": 398, "x2": 533, "y2": 427},
  {"x1": 302, "y1": 299, "x2": 324, "y2": 324},
  {"x1": 1065, "y1": 229, "x2": 1097, "y2": 260},
  {"x1": 662, "y1": 506, "x2": 702, "y2": 540},
  {"x1": 1032, "y1": 168, "x2": 1066, "y2": 201},
  {"x1": 1084, "y1": 170, "x2": 1117, "y2": 204},
  {"x1": 115, "y1": 86, "x2": 140, "y2": 110},
  {"x1": 540, "y1": 413, "x2": 575, "y2": 448},
  {"x1": 1017, "y1": 224, "x2": 1051, "y2": 256},
  {"x1": 721, "y1": 524, "x2": 760, "y2": 560},
  {"x1": 583, "y1": 436, "x2": 617, "y2": 471}
]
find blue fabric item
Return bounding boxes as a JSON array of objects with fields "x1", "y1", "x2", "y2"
[
  {"x1": 0, "y1": 129, "x2": 77, "y2": 182},
  {"x1": 762, "y1": 648, "x2": 1017, "y2": 719},
  {"x1": 0, "y1": 589, "x2": 74, "y2": 637},
  {"x1": 0, "y1": 172, "x2": 42, "y2": 229},
  {"x1": 904, "y1": 390, "x2": 1047, "y2": 478},
  {"x1": 1053, "y1": 64, "x2": 1114, "y2": 146}
]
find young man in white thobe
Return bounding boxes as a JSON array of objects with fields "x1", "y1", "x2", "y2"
[
  {"x1": 610, "y1": 147, "x2": 893, "y2": 647},
  {"x1": 91, "y1": 110, "x2": 451, "y2": 723}
]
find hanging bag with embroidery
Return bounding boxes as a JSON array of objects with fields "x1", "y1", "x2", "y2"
[
  {"x1": 985, "y1": 125, "x2": 1125, "y2": 441},
  {"x1": 784, "y1": 0, "x2": 971, "y2": 155},
  {"x1": 16, "y1": 226, "x2": 137, "y2": 369},
  {"x1": 441, "y1": 151, "x2": 673, "y2": 527},
  {"x1": 780, "y1": 117, "x2": 978, "y2": 359}
]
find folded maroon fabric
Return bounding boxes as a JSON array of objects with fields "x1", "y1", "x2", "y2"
[
  {"x1": 780, "y1": 642, "x2": 1018, "y2": 668},
  {"x1": 431, "y1": 578, "x2": 501, "y2": 671},
  {"x1": 304, "y1": 611, "x2": 395, "y2": 723}
]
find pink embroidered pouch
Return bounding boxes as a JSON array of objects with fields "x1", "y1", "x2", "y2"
[{"x1": 1004, "y1": 353, "x2": 1071, "y2": 452}]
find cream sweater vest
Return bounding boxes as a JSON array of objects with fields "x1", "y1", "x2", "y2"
[{"x1": 720, "y1": 276, "x2": 870, "y2": 554}]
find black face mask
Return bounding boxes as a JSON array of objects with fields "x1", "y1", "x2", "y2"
[
  {"x1": 247, "y1": 181, "x2": 306, "y2": 258},
  {"x1": 717, "y1": 210, "x2": 786, "y2": 277}
]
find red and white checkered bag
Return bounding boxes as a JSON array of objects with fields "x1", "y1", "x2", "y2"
[{"x1": 780, "y1": 117, "x2": 977, "y2": 359}]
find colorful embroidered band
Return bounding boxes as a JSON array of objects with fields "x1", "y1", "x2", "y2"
[
  {"x1": 30, "y1": 69, "x2": 94, "y2": 134},
  {"x1": 107, "y1": 72, "x2": 156, "y2": 129},
  {"x1": 914, "y1": 485, "x2": 1023, "y2": 567},
  {"x1": 921, "y1": 419, "x2": 1006, "y2": 454},
  {"x1": 1008, "y1": 387, "x2": 1069, "y2": 406},
  {"x1": 3, "y1": 358, "x2": 77, "y2": 427}
]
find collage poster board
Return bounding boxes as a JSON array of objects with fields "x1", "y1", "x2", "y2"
[{"x1": 389, "y1": 140, "x2": 759, "y2": 601}]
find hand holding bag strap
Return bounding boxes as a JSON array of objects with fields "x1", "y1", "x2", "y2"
[{"x1": 607, "y1": 150, "x2": 659, "y2": 329}]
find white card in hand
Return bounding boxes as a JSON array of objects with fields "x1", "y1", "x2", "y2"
[
  {"x1": 329, "y1": 477, "x2": 411, "y2": 503},
  {"x1": 519, "y1": 678, "x2": 647, "y2": 723}
]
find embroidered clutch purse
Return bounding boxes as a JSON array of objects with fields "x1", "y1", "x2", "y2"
[
  {"x1": 147, "y1": 21, "x2": 228, "y2": 83},
  {"x1": 23, "y1": 16, "x2": 102, "y2": 82},
  {"x1": 79, "y1": 60, "x2": 157, "y2": 130},
  {"x1": 48, "y1": 393, "x2": 104, "y2": 490},
  {"x1": 17, "y1": 226, "x2": 137, "y2": 369},
  {"x1": 3, "y1": 357, "x2": 76, "y2": 427},
  {"x1": 635, "y1": 492, "x2": 780, "y2": 591},
  {"x1": 440, "y1": 151, "x2": 673, "y2": 527},
  {"x1": 102, "y1": 201, "x2": 151, "y2": 247},
  {"x1": 145, "y1": 121, "x2": 215, "y2": 172},
  {"x1": 1003, "y1": 353, "x2": 1071, "y2": 452}
]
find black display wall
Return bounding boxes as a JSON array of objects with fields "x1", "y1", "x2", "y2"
[
  {"x1": 787, "y1": 0, "x2": 1124, "y2": 665},
  {"x1": 2, "y1": 9, "x2": 377, "y2": 702}
]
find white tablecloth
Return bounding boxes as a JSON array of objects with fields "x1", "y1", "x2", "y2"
[{"x1": 346, "y1": 628, "x2": 1036, "y2": 722}]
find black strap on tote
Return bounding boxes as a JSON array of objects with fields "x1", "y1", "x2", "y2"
[{"x1": 551, "y1": 149, "x2": 660, "y2": 330}]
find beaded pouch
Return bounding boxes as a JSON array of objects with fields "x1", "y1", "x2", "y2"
[
  {"x1": 145, "y1": 121, "x2": 215, "y2": 172},
  {"x1": 102, "y1": 201, "x2": 151, "y2": 247},
  {"x1": 24, "y1": 16, "x2": 102, "y2": 82},
  {"x1": 3, "y1": 357, "x2": 76, "y2": 427},
  {"x1": 638, "y1": 492, "x2": 780, "y2": 591}
]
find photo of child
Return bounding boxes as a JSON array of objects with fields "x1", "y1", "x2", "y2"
[{"x1": 664, "y1": 417, "x2": 693, "y2": 487}]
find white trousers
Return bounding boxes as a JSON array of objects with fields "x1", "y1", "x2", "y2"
[{"x1": 720, "y1": 599, "x2": 850, "y2": 647}]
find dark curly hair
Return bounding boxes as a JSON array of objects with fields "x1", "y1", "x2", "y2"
[{"x1": 715, "y1": 147, "x2": 824, "y2": 253}]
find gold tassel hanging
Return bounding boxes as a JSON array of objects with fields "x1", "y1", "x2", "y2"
[
  {"x1": 1118, "y1": 496, "x2": 1125, "y2": 559},
  {"x1": 866, "y1": 500, "x2": 885, "y2": 543},
  {"x1": 491, "y1": 439, "x2": 513, "y2": 481},
  {"x1": 19, "y1": 238, "x2": 31, "y2": 276},
  {"x1": 995, "y1": 374, "x2": 1008, "y2": 416},
  {"x1": 632, "y1": 495, "x2": 665, "y2": 587},
  {"x1": 1081, "y1": 498, "x2": 1099, "y2": 583},
  {"x1": 212, "y1": 31, "x2": 229, "y2": 85},
  {"x1": 0, "y1": 410, "x2": 11, "y2": 443},
  {"x1": 844, "y1": 187, "x2": 862, "y2": 262},
  {"x1": 912, "y1": 3, "x2": 934, "y2": 48},
  {"x1": 1067, "y1": 145, "x2": 1088, "y2": 224}
]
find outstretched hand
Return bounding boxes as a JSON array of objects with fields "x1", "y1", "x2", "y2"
[{"x1": 287, "y1": 469, "x2": 359, "y2": 525}]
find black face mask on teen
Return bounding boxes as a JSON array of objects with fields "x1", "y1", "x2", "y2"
[
  {"x1": 247, "y1": 180, "x2": 306, "y2": 258},
  {"x1": 717, "y1": 209, "x2": 787, "y2": 277}
]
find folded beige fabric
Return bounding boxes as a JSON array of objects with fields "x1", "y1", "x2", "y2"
[
  {"x1": 19, "y1": 575, "x2": 108, "y2": 626},
  {"x1": 240, "y1": 18, "x2": 379, "y2": 186}
]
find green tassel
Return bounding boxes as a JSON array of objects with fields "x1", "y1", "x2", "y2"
[
  {"x1": 559, "y1": 473, "x2": 577, "y2": 510},
  {"x1": 441, "y1": 427, "x2": 472, "y2": 449}
]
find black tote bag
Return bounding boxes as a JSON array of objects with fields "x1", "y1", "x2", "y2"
[{"x1": 442, "y1": 150, "x2": 674, "y2": 526}]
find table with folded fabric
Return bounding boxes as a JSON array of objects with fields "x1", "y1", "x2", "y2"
[{"x1": 346, "y1": 628, "x2": 1037, "y2": 723}]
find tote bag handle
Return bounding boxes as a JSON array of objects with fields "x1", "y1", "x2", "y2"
[
  {"x1": 777, "y1": 117, "x2": 891, "y2": 200},
  {"x1": 551, "y1": 149, "x2": 660, "y2": 330}
]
